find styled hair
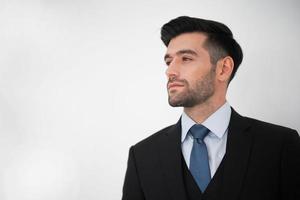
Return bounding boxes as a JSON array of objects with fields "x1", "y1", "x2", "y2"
[{"x1": 161, "y1": 16, "x2": 243, "y2": 83}]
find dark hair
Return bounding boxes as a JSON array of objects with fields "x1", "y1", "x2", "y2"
[{"x1": 161, "y1": 16, "x2": 243, "y2": 83}]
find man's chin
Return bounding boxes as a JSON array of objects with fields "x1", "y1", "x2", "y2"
[
  {"x1": 169, "y1": 103, "x2": 182, "y2": 107},
  {"x1": 168, "y1": 97, "x2": 185, "y2": 107},
  {"x1": 168, "y1": 95, "x2": 197, "y2": 107}
]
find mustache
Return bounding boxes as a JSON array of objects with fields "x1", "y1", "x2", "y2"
[{"x1": 167, "y1": 77, "x2": 188, "y2": 85}]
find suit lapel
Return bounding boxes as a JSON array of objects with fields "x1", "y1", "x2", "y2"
[
  {"x1": 222, "y1": 108, "x2": 253, "y2": 200},
  {"x1": 158, "y1": 119, "x2": 188, "y2": 200}
]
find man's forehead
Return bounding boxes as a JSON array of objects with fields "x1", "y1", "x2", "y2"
[{"x1": 165, "y1": 32, "x2": 207, "y2": 55}]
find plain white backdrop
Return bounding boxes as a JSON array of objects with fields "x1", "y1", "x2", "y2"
[{"x1": 0, "y1": 0, "x2": 299, "y2": 199}]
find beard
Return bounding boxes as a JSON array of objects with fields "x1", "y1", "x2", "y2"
[{"x1": 168, "y1": 69, "x2": 215, "y2": 107}]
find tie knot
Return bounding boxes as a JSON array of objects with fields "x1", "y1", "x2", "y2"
[{"x1": 189, "y1": 124, "x2": 210, "y2": 141}]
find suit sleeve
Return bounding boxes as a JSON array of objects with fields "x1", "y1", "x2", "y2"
[
  {"x1": 122, "y1": 146, "x2": 145, "y2": 200},
  {"x1": 281, "y1": 130, "x2": 300, "y2": 200}
]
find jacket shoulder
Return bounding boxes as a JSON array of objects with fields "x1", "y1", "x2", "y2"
[
  {"x1": 243, "y1": 116, "x2": 299, "y2": 140},
  {"x1": 247, "y1": 116, "x2": 296, "y2": 132},
  {"x1": 133, "y1": 124, "x2": 176, "y2": 149}
]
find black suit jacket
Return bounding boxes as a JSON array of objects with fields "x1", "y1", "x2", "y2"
[{"x1": 122, "y1": 109, "x2": 300, "y2": 200}]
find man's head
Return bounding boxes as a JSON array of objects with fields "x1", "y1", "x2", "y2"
[{"x1": 161, "y1": 16, "x2": 243, "y2": 108}]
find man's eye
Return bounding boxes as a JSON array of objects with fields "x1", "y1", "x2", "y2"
[
  {"x1": 182, "y1": 57, "x2": 192, "y2": 62},
  {"x1": 165, "y1": 60, "x2": 171, "y2": 66}
]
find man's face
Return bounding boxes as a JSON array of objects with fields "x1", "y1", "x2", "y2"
[{"x1": 164, "y1": 32, "x2": 216, "y2": 107}]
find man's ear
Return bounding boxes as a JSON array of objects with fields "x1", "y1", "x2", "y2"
[{"x1": 216, "y1": 56, "x2": 234, "y2": 83}]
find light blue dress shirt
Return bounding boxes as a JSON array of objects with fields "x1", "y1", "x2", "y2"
[{"x1": 181, "y1": 102, "x2": 231, "y2": 177}]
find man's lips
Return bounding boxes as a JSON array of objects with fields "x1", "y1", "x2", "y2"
[{"x1": 168, "y1": 82, "x2": 185, "y2": 89}]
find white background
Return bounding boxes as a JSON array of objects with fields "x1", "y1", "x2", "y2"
[{"x1": 0, "y1": 0, "x2": 299, "y2": 199}]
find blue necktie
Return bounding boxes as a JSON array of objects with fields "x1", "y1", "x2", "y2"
[{"x1": 189, "y1": 124, "x2": 211, "y2": 192}]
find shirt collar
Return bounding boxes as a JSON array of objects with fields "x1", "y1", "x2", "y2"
[{"x1": 181, "y1": 102, "x2": 232, "y2": 142}]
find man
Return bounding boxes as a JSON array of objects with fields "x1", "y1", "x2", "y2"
[{"x1": 122, "y1": 16, "x2": 300, "y2": 200}]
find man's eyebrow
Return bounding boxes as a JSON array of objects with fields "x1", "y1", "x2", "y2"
[{"x1": 164, "y1": 49, "x2": 198, "y2": 61}]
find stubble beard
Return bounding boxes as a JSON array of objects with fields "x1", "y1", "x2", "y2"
[{"x1": 168, "y1": 69, "x2": 216, "y2": 108}]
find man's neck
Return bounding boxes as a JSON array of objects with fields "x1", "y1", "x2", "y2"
[{"x1": 183, "y1": 98, "x2": 226, "y2": 124}]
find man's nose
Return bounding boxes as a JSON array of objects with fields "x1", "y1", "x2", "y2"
[{"x1": 165, "y1": 59, "x2": 180, "y2": 79}]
